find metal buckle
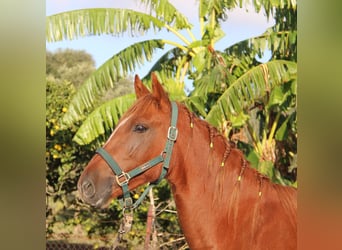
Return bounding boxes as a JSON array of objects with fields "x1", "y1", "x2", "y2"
[
  {"x1": 123, "y1": 197, "x2": 133, "y2": 208},
  {"x1": 167, "y1": 126, "x2": 178, "y2": 141},
  {"x1": 116, "y1": 172, "x2": 131, "y2": 187}
]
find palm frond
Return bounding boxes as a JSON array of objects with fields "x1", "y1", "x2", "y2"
[
  {"x1": 199, "y1": 0, "x2": 296, "y2": 22},
  {"x1": 199, "y1": 0, "x2": 238, "y2": 21},
  {"x1": 73, "y1": 94, "x2": 136, "y2": 145},
  {"x1": 250, "y1": 0, "x2": 297, "y2": 18},
  {"x1": 61, "y1": 39, "x2": 165, "y2": 127},
  {"x1": 184, "y1": 95, "x2": 208, "y2": 118},
  {"x1": 46, "y1": 8, "x2": 164, "y2": 42},
  {"x1": 191, "y1": 64, "x2": 231, "y2": 97},
  {"x1": 206, "y1": 60, "x2": 297, "y2": 127},
  {"x1": 143, "y1": 47, "x2": 184, "y2": 80},
  {"x1": 224, "y1": 27, "x2": 297, "y2": 60},
  {"x1": 139, "y1": 0, "x2": 192, "y2": 29}
]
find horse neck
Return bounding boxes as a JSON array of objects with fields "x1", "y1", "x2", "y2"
[
  {"x1": 168, "y1": 103, "x2": 247, "y2": 191},
  {"x1": 166, "y1": 104, "x2": 256, "y2": 211},
  {"x1": 164, "y1": 105, "x2": 297, "y2": 249},
  {"x1": 164, "y1": 105, "x2": 272, "y2": 248}
]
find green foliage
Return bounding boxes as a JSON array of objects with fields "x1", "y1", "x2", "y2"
[
  {"x1": 139, "y1": 0, "x2": 192, "y2": 29},
  {"x1": 205, "y1": 60, "x2": 297, "y2": 127},
  {"x1": 46, "y1": 49, "x2": 96, "y2": 87},
  {"x1": 46, "y1": 79, "x2": 95, "y2": 238},
  {"x1": 60, "y1": 39, "x2": 165, "y2": 128},
  {"x1": 46, "y1": 9, "x2": 165, "y2": 42}
]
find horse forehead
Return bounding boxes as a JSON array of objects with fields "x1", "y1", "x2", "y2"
[
  {"x1": 104, "y1": 100, "x2": 168, "y2": 145},
  {"x1": 104, "y1": 104, "x2": 156, "y2": 142},
  {"x1": 116, "y1": 113, "x2": 134, "y2": 130},
  {"x1": 104, "y1": 113, "x2": 135, "y2": 144}
]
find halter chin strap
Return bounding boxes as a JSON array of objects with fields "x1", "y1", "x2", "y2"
[{"x1": 96, "y1": 101, "x2": 178, "y2": 210}]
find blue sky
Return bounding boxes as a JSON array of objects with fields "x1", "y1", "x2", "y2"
[{"x1": 46, "y1": 0, "x2": 275, "y2": 78}]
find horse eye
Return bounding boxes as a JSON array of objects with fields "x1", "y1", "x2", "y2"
[{"x1": 133, "y1": 124, "x2": 148, "y2": 133}]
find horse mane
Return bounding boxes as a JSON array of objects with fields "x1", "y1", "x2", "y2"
[
  {"x1": 177, "y1": 103, "x2": 296, "y2": 217},
  {"x1": 179, "y1": 102, "x2": 252, "y2": 176}
]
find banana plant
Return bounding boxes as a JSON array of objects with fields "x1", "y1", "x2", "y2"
[{"x1": 47, "y1": 0, "x2": 297, "y2": 183}]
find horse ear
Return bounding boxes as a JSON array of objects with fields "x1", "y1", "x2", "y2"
[
  {"x1": 151, "y1": 72, "x2": 170, "y2": 104},
  {"x1": 134, "y1": 74, "x2": 150, "y2": 99}
]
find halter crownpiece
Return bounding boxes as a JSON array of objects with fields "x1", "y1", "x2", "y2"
[{"x1": 96, "y1": 101, "x2": 178, "y2": 210}]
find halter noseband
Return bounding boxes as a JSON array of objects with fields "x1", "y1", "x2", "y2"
[{"x1": 95, "y1": 101, "x2": 178, "y2": 209}]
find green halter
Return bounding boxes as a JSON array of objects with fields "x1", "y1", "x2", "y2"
[{"x1": 96, "y1": 101, "x2": 178, "y2": 209}]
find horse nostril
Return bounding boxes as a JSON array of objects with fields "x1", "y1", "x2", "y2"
[{"x1": 81, "y1": 180, "x2": 95, "y2": 198}]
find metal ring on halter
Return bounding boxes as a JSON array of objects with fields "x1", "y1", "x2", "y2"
[
  {"x1": 115, "y1": 172, "x2": 131, "y2": 187},
  {"x1": 167, "y1": 126, "x2": 178, "y2": 141}
]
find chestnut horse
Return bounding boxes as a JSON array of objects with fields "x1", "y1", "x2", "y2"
[{"x1": 78, "y1": 74, "x2": 297, "y2": 249}]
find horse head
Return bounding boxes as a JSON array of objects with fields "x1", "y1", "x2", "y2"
[{"x1": 77, "y1": 73, "x2": 174, "y2": 208}]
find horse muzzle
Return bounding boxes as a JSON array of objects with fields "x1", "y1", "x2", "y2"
[{"x1": 77, "y1": 175, "x2": 114, "y2": 208}]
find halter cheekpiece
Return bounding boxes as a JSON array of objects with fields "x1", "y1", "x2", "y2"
[{"x1": 96, "y1": 101, "x2": 178, "y2": 210}]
